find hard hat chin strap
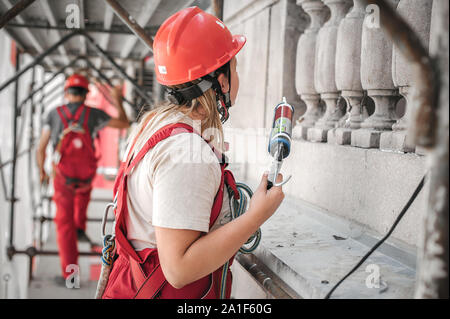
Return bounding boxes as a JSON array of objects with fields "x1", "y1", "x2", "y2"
[{"x1": 165, "y1": 64, "x2": 232, "y2": 124}]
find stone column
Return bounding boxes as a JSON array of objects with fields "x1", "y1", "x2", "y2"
[
  {"x1": 292, "y1": 0, "x2": 329, "y2": 140},
  {"x1": 379, "y1": 0, "x2": 433, "y2": 153},
  {"x1": 351, "y1": 0, "x2": 400, "y2": 149},
  {"x1": 328, "y1": 0, "x2": 366, "y2": 145},
  {"x1": 307, "y1": 0, "x2": 352, "y2": 142}
]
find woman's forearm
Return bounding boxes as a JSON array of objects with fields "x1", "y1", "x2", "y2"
[
  {"x1": 156, "y1": 173, "x2": 284, "y2": 289},
  {"x1": 172, "y1": 208, "x2": 266, "y2": 288}
]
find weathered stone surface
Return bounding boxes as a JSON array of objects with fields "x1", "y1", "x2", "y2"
[
  {"x1": 309, "y1": 0, "x2": 351, "y2": 142},
  {"x1": 356, "y1": 0, "x2": 400, "y2": 150},
  {"x1": 223, "y1": 0, "x2": 278, "y2": 23},
  {"x1": 380, "y1": 87, "x2": 417, "y2": 152},
  {"x1": 294, "y1": 0, "x2": 329, "y2": 138},
  {"x1": 327, "y1": 127, "x2": 352, "y2": 144},
  {"x1": 226, "y1": 130, "x2": 428, "y2": 248},
  {"x1": 382, "y1": 0, "x2": 433, "y2": 153},
  {"x1": 252, "y1": 196, "x2": 418, "y2": 298},
  {"x1": 335, "y1": 0, "x2": 365, "y2": 92},
  {"x1": 307, "y1": 125, "x2": 329, "y2": 142},
  {"x1": 379, "y1": 130, "x2": 416, "y2": 153},
  {"x1": 265, "y1": 0, "x2": 308, "y2": 129},
  {"x1": 224, "y1": 8, "x2": 271, "y2": 129},
  {"x1": 296, "y1": 0, "x2": 328, "y2": 95},
  {"x1": 351, "y1": 128, "x2": 383, "y2": 148},
  {"x1": 293, "y1": 94, "x2": 322, "y2": 139},
  {"x1": 352, "y1": 90, "x2": 398, "y2": 148},
  {"x1": 360, "y1": 0, "x2": 400, "y2": 90},
  {"x1": 314, "y1": 0, "x2": 352, "y2": 93},
  {"x1": 332, "y1": 0, "x2": 366, "y2": 143},
  {"x1": 392, "y1": 0, "x2": 433, "y2": 88}
]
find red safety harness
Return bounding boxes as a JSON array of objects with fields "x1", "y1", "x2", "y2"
[
  {"x1": 104, "y1": 120, "x2": 240, "y2": 299},
  {"x1": 54, "y1": 104, "x2": 97, "y2": 185}
]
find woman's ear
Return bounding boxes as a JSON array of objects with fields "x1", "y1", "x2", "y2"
[{"x1": 216, "y1": 73, "x2": 230, "y2": 94}]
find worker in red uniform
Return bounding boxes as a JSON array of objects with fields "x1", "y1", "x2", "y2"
[
  {"x1": 101, "y1": 7, "x2": 285, "y2": 299},
  {"x1": 36, "y1": 74, "x2": 130, "y2": 285}
]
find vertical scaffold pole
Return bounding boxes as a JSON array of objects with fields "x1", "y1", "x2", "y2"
[{"x1": 8, "y1": 49, "x2": 21, "y2": 257}]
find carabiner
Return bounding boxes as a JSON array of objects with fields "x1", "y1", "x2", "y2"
[{"x1": 101, "y1": 193, "x2": 117, "y2": 239}]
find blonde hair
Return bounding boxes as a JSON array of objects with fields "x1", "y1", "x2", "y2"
[{"x1": 127, "y1": 82, "x2": 225, "y2": 158}]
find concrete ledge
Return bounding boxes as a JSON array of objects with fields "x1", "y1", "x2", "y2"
[
  {"x1": 292, "y1": 124, "x2": 311, "y2": 140},
  {"x1": 351, "y1": 128, "x2": 383, "y2": 148},
  {"x1": 327, "y1": 128, "x2": 352, "y2": 145},
  {"x1": 380, "y1": 130, "x2": 416, "y2": 153},
  {"x1": 246, "y1": 193, "x2": 417, "y2": 299},
  {"x1": 307, "y1": 127, "x2": 329, "y2": 142}
]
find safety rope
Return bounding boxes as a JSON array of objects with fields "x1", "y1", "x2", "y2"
[
  {"x1": 229, "y1": 182, "x2": 262, "y2": 254},
  {"x1": 94, "y1": 234, "x2": 115, "y2": 299},
  {"x1": 95, "y1": 198, "x2": 117, "y2": 298},
  {"x1": 101, "y1": 234, "x2": 115, "y2": 267},
  {"x1": 219, "y1": 182, "x2": 262, "y2": 299}
]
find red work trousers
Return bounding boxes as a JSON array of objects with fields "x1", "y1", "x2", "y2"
[{"x1": 53, "y1": 171, "x2": 92, "y2": 278}]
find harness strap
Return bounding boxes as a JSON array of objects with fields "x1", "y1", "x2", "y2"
[
  {"x1": 130, "y1": 259, "x2": 166, "y2": 299},
  {"x1": 57, "y1": 104, "x2": 86, "y2": 129},
  {"x1": 56, "y1": 107, "x2": 69, "y2": 129},
  {"x1": 125, "y1": 123, "x2": 195, "y2": 176},
  {"x1": 82, "y1": 106, "x2": 91, "y2": 129},
  {"x1": 63, "y1": 104, "x2": 85, "y2": 122},
  {"x1": 62, "y1": 105, "x2": 73, "y2": 121},
  {"x1": 114, "y1": 123, "x2": 198, "y2": 263},
  {"x1": 113, "y1": 121, "x2": 239, "y2": 299}
]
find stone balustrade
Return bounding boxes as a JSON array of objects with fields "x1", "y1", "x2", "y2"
[
  {"x1": 294, "y1": 0, "x2": 436, "y2": 155},
  {"x1": 379, "y1": 0, "x2": 433, "y2": 153},
  {"x1": 328, "y1": 0, "x2": 366, "y2": 145},
  {"x1": 293, "y1": 0, "x2": 329, "y2": 140},
  {"x1": 307, "y1": 0, "x2": 352, "y2": 143}
]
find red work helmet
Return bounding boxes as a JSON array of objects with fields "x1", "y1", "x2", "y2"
[
  {"x1": 64, "y1": 74, "x2": 90, "y2": 91},
  {"x1": 153, "y1": 6, "x2": 246, "y2": 86}
]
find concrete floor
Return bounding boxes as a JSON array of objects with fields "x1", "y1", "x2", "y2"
[{"x1": 27, "y1": 188, "x2": 113, "y2": 299}]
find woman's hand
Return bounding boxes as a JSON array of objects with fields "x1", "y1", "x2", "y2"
[{"x1": 248, "y1": 171, "x2": 285, "y2": 223}]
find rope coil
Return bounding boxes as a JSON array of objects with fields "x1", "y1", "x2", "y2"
[
  {"x1": 229, "y1": 182, "x2": 261, "y2": 254},
  {"x1": 101, "y1": 234, "x2": 115, "y2": 267},
  {"x1": 219, "y1": 182, "x2": 261, "y2": 299}
]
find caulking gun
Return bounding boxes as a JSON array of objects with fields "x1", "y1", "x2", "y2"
[{"x1": 267, "y1": 97, "x2": 294, "y2": 190}]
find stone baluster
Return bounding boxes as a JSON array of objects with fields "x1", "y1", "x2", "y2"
[
  {"x1": 379, "y1": 0, "x2": 433, "y2": 153},
  {"x1": 307, "y1": 0, "x2": 352, "y2": 142},
  {"x1": 351, "y1": 0, "x2": 400, "y2": 149},
  {"x1": 328, "y1": 0, "x2": 366, "y2": 145},
  {"x1": 293, "y1": 0, "x2": 329, "y2": 140}
]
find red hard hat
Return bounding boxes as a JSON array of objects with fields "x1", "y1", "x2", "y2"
[
  {"x1": 153, "y1": 6, "x2": 246, "y2": 86},
  {"x1": 64, "y1": 74, "x2": 90, "y2": 91}
]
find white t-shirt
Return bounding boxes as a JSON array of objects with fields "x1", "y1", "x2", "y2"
[{"x1": 124, "y1": 111, "x2": 232, "y2": 251}]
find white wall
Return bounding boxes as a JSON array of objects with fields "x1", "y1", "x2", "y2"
[{"x1": 0, "y1": 31, "x2": 63, "y2": 298}]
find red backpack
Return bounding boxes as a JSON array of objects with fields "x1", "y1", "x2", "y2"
[{"x1": 53, "y1": 104, "x2": 98, "y2": 182}]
